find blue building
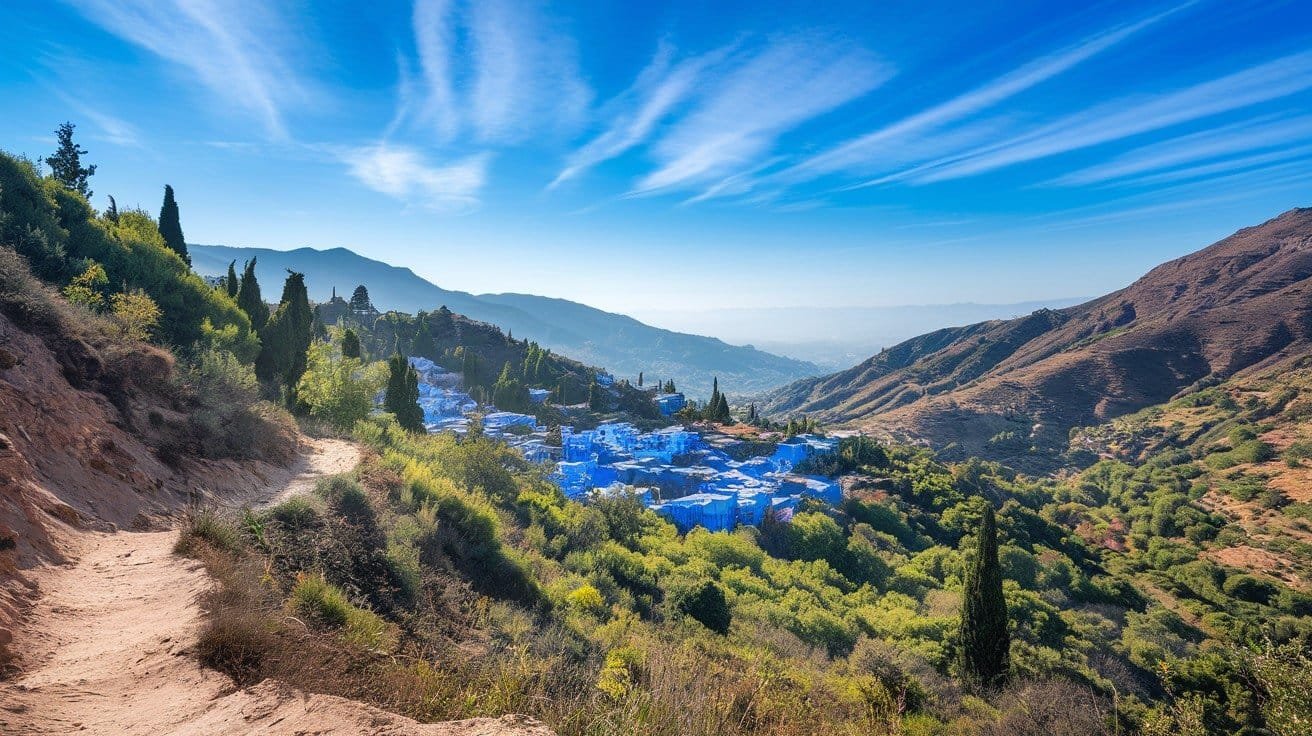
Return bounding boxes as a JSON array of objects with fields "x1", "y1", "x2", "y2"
[
  {"x1": 654, "y1": 392, "x2": 686, "y2": 415},
  {"x1": 653, "y1": 492, "x2": 736, "y2": 532}
]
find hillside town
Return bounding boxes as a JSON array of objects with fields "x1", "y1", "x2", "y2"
[{"x1": 405, "y1": 357, "x2": 840, "y2": 532}]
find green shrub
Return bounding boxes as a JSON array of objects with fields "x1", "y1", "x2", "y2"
[
  {"x1": 175, "y1": 510, "x2": 243, "y2": 556},
  {"x1": 670, "y1": 579, "x2": 731, "y2": 634}
]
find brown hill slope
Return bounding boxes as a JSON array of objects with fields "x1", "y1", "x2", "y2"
[{"x1": 762, "y1": 207, "x2": 1312, "y2": 468}]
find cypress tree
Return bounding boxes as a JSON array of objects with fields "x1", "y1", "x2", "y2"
[
  {"x1": 638, "y1": 371, "x2": 643, "y2": 387},
  {"x1": 45, "y1": 122, "x2": 96, "y2": 198},
  {"x1": 255, "y1": 271, "x2": 312, "y2": 403},
  {"x1": 342, "y1": 328, "x2": 361, "y2": 359},
  {"x1": 105, "y1": 195, "x2": 119, "y2": 223},
  {"x1": 158, "y1": 184, "x2": 188, "y2": 265},
  {"x1": 237, "y1": 258, "x2": 268, "y2": 329},
  {"x1": 225, "y1": 260, "x2": 239, "y2": 298},
  {"x1": 385, "y1": 354, "x2": 425, "y2": 432},
  {"x1": 959, "y1": 503, "x2": 1010, "y2": 689}
]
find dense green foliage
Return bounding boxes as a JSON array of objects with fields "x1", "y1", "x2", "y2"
[
  {"x1": 0, "y1": 151, "x2": 257, "y2": 356},
  {"x1": 341, "y1": 328, "x2": 361, "y2": 359},
  {"x1": 185, "y1": 399, "x2": 1312, "y2": 735},
  {"x1": 297, "y1": 331, "x2": 384, "y2": 430}
]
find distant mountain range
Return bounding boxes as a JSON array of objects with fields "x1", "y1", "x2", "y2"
[
  {"x1": 189, "y1": 244, "x2": 819, "y2": 398},
  {"x1": 632, "y1": 300, "x2": 1087, "y2": 368},
  {"x1": 761, "y1": 207, "x2": 1312, "y2": 471}
]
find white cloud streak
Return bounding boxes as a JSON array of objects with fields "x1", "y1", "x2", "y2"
[
  {"x1": 410, "y1": 0, "x2": 591, "y2": 144},
  {"x1": 900, "y1": 49, "x2": 1312, "y2": 184},
  {"x1": 550, "y1": 42, "x2": 729, "y2": 189},
  {"x1": 343, "y1": 144, "x2": 489, "y2": 212},
  {"x1": 631, "y1": 36, "x2": 893, "y2": 196},
  {"x1": 783, "y1": 3, "x2": 1191, "y2": 184},
  {"x1": 1050, "y1": 113, "x2": 1312, "y2": 185},
  {"x1": 62, "y1": 0, "x2": 312, "y2": 139}
]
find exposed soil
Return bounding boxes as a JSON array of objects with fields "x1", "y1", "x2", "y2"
[{"x1": 0, "y1": 438, "x2": 552, "y2": 735}]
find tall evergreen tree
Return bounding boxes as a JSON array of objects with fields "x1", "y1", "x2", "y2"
[
  {"x1": 638, "y1": 371, "x2": 644, "y2": 387},
  {"x1": 45, "y1": 122, "x2": 95, "y2": 198},
  {"x1": 105, "y1": 195, "x2": 119, "y2": 223},
  {"x1": 959, "y1": 503, "x2": 1010, "y2": 688},
  {"x1": 157, "y1": 184, "x2": 188, "y2": 264},
  {"x1": 255, "y1": 271, "x2": 313, "y2": 404},
  {"x1": 341, "y1": 328, "x2": 361, "y2": 359},
  {"x1": 225, "y1": 260, "x2": 239, "y2": 298},
  {"x1": 237, "y1": 258, "x2": 269, "y2": 329},
  {"x1": 349, "y1": 285, "x2": 372, "y2": 312},
  {"x1": 492, "y1": 361, "x2": 528, "y2": 411},
  {"x1": 385, "y1": 354, "x2": 425, "y2": 432}
]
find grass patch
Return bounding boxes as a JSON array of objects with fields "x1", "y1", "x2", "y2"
[
  {"x1": 289, "y1": 573, "x2": 395, "y2": 651},
  {"x1": 175, "y1": 509, "x2": 243, "y2": 556}
]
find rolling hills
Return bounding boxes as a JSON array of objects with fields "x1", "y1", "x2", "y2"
[
  {"x1": 189, "y1": 244, "x2": 818, "y2": 398},
  {"x1": 762, "y1": 207, "x2": 1312, "y2": 469}
]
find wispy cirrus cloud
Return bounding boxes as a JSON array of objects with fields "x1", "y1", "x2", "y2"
[
  {"x1": 629, "y1": 35, "x2": 893, "y2": 197},
  {"x1": 550, "y1": 42, "x2": 730, "y2": 189},
  {"x1": 409, "y1": 0, "x2": 590, "y2": 145},
  {"x1": 342, "y1": 143, "x2": 489, "y2": 212},
  {"x1": 1050, "y1": 113, "x2": 1312, "y2": 186},
  {"x1": 62, "y1": 0, "x2": 313, "y2": 139},
  {"x1": 896, "y1": 49, "x2": 1312, "y2": 184},
  {"x1": 780, "y1": 2, "x2": 1192, "y2": 185}
]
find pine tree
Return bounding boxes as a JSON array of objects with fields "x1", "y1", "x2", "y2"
[
  {"x1": 959, "y1": 503, "x2": 1010, "y2": 689},
  {"x1": 341, "y1": 328, "x2": 361, "y2": 359},
  {"x1": 45, "y1": 122, "x2": 95, "y2": 198},
  {"x1": 225, "y1": 260, "x2": 239, "y2": 298},
  {"x1": 105, "y1": 195, "x2": 119, "y2": 223},
  {"x1": 237, "y1": 258, "x2": 268, "y2": 329},
  {"x1": 349, "y1": 285, "x2": 372, "y2": 312},
  {"x1": 638, "y1": 371, "x2": 644, "y2": 387},
  {"x1": 157, "y1": 185, "x2": 188, "y2": 265},
  {"x1": 385, "y1": 354, "x2": 425, "y2": 432}
]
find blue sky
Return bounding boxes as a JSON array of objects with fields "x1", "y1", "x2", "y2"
[{"x1": 2, "y1": 0, "x2": 1311, "y2": 316}]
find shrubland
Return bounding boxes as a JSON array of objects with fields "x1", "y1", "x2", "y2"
[{"x1": 181, "y1": 406, "x2": 1312, "y2": 734}]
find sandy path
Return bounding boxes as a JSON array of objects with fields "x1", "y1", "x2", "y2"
[{"x1": 0, "y1": 438, "x2": 551, "y2": 736}]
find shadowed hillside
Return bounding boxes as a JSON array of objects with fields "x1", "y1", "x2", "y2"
[
  {"x1": 190, "y1": 244, "x2": 818, "y2": 397},
  {"x1": 763, "y1": 207, "x2": 1312, "y2": 469}
]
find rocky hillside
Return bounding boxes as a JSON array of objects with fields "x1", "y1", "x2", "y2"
[
  {"x1": 762, "y1": 207, "x2": 1312, "y2": 469},
  {"x1": 0, "y1": 247, "x2": 297, "y2": 668}
]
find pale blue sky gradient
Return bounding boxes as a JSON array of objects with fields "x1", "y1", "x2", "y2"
[{"x1": 2, "y1": 0, "x2": 1310, "y2": 313}]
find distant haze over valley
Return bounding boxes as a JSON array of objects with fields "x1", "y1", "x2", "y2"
[
  {"x1": 190, "y1": 243, "x2": 820, "y2": 398},
  {"x1": 633, "y1": 300, "x2": 1087, "y2": 368}
]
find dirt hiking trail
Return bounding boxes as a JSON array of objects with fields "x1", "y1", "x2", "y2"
[{"x1": 0, "y1": 438, "x2": 552, "y2": 735}]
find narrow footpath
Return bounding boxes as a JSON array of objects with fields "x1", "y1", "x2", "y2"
[{"x1": 0, "y1": 438, "x2": 550, "y2": 736}]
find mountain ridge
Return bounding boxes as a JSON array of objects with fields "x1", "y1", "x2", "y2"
[
  {"x1": 190, "y1": 243, "x2": 818, "y2": 397},
  {"x1": 762, "y1": 206, "x2": 1312, "y2": 470}
]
